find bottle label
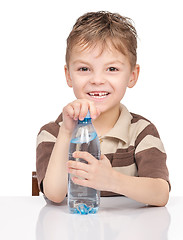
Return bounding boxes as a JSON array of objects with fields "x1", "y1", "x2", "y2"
[{"x1": 71, "y1": 131, "x2": 97, "y2": 144}]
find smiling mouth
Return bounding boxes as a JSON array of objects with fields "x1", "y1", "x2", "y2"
[{"x1": 87, "y1": 91, "x2": 110, "y2": 99}]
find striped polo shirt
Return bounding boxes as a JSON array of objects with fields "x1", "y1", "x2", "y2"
[{"x1": 36, "y1": 104, "x2": 170, "y2": 196}]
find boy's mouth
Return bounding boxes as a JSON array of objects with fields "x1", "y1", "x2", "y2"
[{"x1": 87, "y1": 91, "x2": 110, "y2": 99}]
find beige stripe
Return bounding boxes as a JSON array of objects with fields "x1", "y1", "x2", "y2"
[
  {"x1": 135, "y1": 135, "x2": 166, "y2": 154},
  {"x1": 36, "y1": 130, "x2": 57, "y2": 148},
  {"x1": 101, "y1": 119, "x2": 151, "y2": 154},
  {"x1": 113, "y1": 163, "x2": 138, "y2": 176},
  {"x1": 129, "y1": 119, "x2": 151, "y2": 142}
]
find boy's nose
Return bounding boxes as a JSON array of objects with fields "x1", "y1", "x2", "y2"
[{"x1": 89, "y1": 73, "x2": 106, "y2": 85}]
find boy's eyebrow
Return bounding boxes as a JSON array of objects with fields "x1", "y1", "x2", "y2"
[
  {"x1": 72, "y1": 60, "x2": 91, "y2": 65},
  {"x1": 104, "y1": 60, "x2": 125, "y2": 66},
  {"x1": 72, "y1": 60, "x2": 125, "y2": 65}
]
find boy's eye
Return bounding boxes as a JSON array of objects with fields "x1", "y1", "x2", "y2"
[
  {"x1": 78, "y1": 67, "x2": 89, "y2": 71},
  {"x1": 107, "y1": 67, "x2": 118, "y2": 72}
]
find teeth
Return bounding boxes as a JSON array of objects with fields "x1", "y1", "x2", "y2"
[{"x1": 88, "y1": 92, "x2": 108, "y2": 97}]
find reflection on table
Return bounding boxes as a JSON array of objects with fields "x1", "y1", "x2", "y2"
[{"x1": 36, "y1": 196, "x2": 170, "y2": 240}]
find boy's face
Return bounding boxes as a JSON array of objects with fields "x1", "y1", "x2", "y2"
[{"x1": 65, "y1": 43, "x2": 139, "y2": 114}]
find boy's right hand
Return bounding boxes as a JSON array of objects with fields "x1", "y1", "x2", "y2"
[{"x1": 62, "y1": 99, "x2": 100, "y2": 133}]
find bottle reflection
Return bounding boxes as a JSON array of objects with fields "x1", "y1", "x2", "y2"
[
  {"x1": 36, "y1": 198, "x2": 102, "y2": 240},
  {"x1": 36, "y1": 197, "x2": 171, "y2": 240}
]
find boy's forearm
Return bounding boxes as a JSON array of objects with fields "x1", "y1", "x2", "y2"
[
  {"x1": 110, "y1": 170, "x2": 169, "y2": 206},
  {"x1": 43, "y1": 125, "x2": 72, "y2": 203}
]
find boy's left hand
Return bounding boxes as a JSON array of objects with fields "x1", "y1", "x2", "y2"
[{"x1": 67, "y1": 151, "x2": 113, "y2": 191}]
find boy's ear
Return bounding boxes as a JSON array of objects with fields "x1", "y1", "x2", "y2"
[
  {"x1": 128, "y1": 64, "x2": 140, "y2": 88},
  {"x1": 64, "y1": 65, "x2": 72, "y2": 87}
]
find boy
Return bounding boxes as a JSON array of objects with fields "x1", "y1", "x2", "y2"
[{"x1": 36, "y1": 11, "x2": 170, "y2": 206}]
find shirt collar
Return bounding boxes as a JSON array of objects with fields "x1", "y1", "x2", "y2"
[{"x1": 104, "y1": 104, "x2": 132, "y2": 143}]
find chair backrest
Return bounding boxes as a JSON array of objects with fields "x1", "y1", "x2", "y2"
[{"x1": 32, "y1": 171, "x2": 40, "y2": 196}]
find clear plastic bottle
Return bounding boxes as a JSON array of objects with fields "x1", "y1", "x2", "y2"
[{"x1": 68, "y1": 111, "x2": 100, "y2": 214}]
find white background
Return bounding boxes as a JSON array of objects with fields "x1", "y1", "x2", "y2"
[{"x1": 0, "y1": 0, "x2": 182, "y2": 196}]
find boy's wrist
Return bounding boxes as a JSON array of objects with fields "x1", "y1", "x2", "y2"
[
  {"x1": 59, "y1": 124, "x2": 72, "y2": 139},
  {"x1": 109, "y1": 169, "x2": 125, "y2": 194}
]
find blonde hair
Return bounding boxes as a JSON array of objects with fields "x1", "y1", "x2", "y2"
[{"x1": 66, "y1": 11, "x2": 138, "y2": 69}]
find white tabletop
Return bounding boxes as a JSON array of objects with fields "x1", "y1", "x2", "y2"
[{"x1": 0, "y1": 196, "x2": 182, "y2": 240}]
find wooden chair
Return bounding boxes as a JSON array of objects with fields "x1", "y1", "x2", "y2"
[{"x1": 32, "y1": 171, "x2": 40, "y2": 196}]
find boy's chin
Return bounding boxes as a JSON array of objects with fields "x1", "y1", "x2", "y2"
[
  {"x1": 96, "y1": 104, "x2": 111, "y2": 114},
  {"x1": 96, "y1": 103, "x2": 121, "y2": 115}
]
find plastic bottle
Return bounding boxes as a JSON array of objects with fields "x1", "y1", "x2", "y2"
[{"x1": 68, "y1": 111, "x2": 100, "y2": 214}]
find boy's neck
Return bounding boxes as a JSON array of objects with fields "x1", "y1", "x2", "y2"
[{"x1": 92, "y1": 104, "x2": 121, "y2": 137}]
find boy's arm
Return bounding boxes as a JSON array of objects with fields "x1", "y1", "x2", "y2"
[
  {"x1": 43, "y1": 124, "x2": 71, "y2": 203},
  {"x1": 41, "y1": 99, "x2": 100, "y2": 203},
  {"x1": 67, "y1": 152, "x2": 169, "y2": 206},
  {"x1": 110, "y1": 170, "x2": 169, "y2": 206}
]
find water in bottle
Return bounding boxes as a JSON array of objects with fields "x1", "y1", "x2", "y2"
[{"x1": 68, "y1": 111, "x2": 100, "y2": 214}]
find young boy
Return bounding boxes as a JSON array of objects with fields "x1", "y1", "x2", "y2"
[{"x1": 36, "y1": 11, "x2": 170, "y2": 206}]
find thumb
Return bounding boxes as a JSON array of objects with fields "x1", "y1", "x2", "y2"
[{"x1": 100, "y1": 154, "x2": 111, "y2": 164}]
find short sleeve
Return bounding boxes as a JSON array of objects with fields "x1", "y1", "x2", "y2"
[
  {"x1": 36, "y1": 122, "x2": 60, "y2": 192},
  {"x1": 135, "y1": 123, "x2": 171, "y2": 190}
]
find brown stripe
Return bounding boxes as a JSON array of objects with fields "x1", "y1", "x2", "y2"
[
  {"x1": 135, "y1": 123, "x2": 160, "y2": 147},
  {"x1": 38, "y1": 122, "x2": 60, "y2": 138},
  {"x1": 104, "y1": 153, "x2": 113, "y2": 164},
  {"x1": 116, "y1": 145, "x2": 135, "y2": 153},
  {"x1": 55, "y1": 113, "x2": 63, "y2": 124},
  {"x1": 131, "y1": 112, "x2": 151, "y2": 124},
  {"x1": 104, "y1": 146, "x2": 135, "y2": 167},
  {"x1": 135, "y1": 147, "x2": 170, "y2": 184},
  {"x1": 36, "y1": 142, "x2": 55, "y2": 188},
  {"x1": 112, "y1": 146, "x2": 135, "y2": 167}
]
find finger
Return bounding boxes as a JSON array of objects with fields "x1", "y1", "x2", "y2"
[
  {"x1": 96, "y1": 107, "x2": 101, "y2": 118},
  {"x1": 72, "y1": 101, "x2": 82, "y2": 120},
  {"x1": 79, "y1": 102, "x2": 89, "y2": 120},
  {"x1": 100, "y1": 154, "x2": 107, "y2": 160},
  {"x1": 72, "y1": 151, "x2": 97, "y2": 164},
  {"x1": 68, "y1": 168, "x2": 89, "y2": 179},
  {"x1": 88, "y1": 101, "x2": 99, "y2": 119},
  {"x1": 72, "y1": 177, "x2": 90, "y2": 187},
  {"x1": 63, "y1": 104, "x2": 75, "y2": 119},
  {"x1": 100, "y1": 154, "x2": 112, "y2": 166},
  {"x1": 67, "y1": 160, "x2": 89, "y2": 172}
]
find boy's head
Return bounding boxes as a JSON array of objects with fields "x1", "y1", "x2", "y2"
[{"x1": 66, "y1": 11, "x2": 138, "y2": 70}]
